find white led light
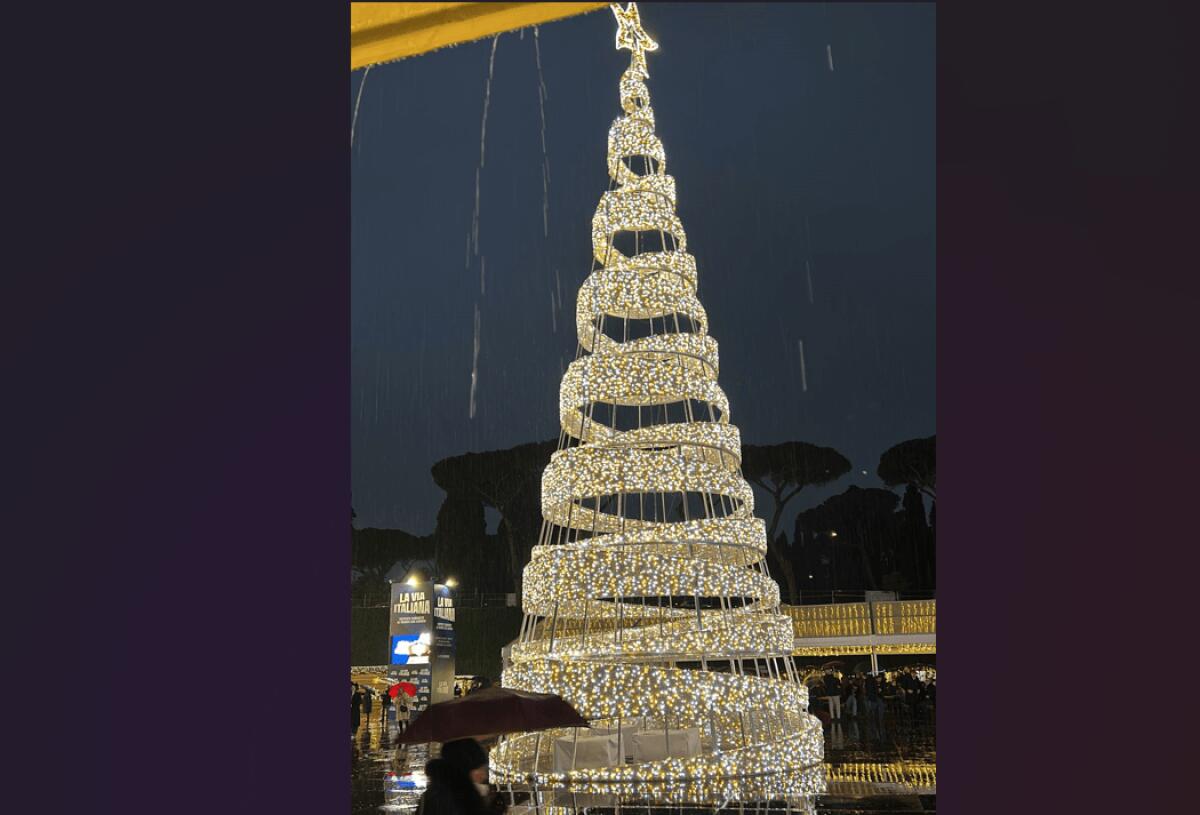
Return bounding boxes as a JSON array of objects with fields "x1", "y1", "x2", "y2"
[{"x1": 493, "y1": 5, "x2": 824, "y2": 811}]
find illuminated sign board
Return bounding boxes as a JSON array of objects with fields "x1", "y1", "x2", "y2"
[{"x1": 386, "y1": 580, "x2": 456, "y2": 711}]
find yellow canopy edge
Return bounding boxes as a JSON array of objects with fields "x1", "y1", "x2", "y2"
[{"x1": 351, "y1": 2, "x2": 609, "y2": 70}]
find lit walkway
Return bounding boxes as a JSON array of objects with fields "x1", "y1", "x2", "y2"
[{"x1": 784, "y1": 600, "x2": 936, "y2": 668}]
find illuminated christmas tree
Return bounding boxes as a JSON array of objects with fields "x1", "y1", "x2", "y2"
[{"x1": 493, "y1": 4, "x2": 824, "y2": 811}]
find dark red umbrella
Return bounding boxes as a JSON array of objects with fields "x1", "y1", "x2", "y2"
[
  {"x1": 388, "y1": 682, "x2": 417, "y2": 698},
  {"x1": 397, "y1": 686, "x2": 587, "y2": 744}
]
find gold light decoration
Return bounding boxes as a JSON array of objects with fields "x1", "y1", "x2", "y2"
[
  {"x1": 494, "y1": 5, "x2": 824, "y2": 812},
  {"x1": 825, "y1": 761, "x2": 937, "y2": 792}
]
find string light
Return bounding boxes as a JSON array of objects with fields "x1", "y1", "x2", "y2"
[
  {"x1": 494, "y1": 5, "x2": 823, "y2": 810},
  {"x1": 825, "y1": 761, "x2": 936, "y2": 791}
]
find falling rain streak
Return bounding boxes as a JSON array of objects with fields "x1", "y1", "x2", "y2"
[
  {"x1": 472, "y1": 169, "x2": 481, "y2": 256},
  {"x1": 351, "y1": 65, "x2": 371, "y2": 148},
  {"x1": 534, "y1": 26, "x2": 550, "y2": 237},
  {"x1": 480, "y1": 35, "x2": 499, "y2": 168},
  {"x1": 798, "y1": 340, "x2": 809, "y2": 392},
  {"x1": 468, "y1": 36, "x2": 499, "y2": 420},
  {"x1": 805, "y1": 260, "x2": 814, "y2": 304},
  {"x1": 472, "y1": 35, "x2": 500, "y2": 258},
  {"x1": 469, "y1": 305, "x2": 481, "y2": 418},
  {"x1": 827, "y1": 44, "x2": 835, "y2": 71}
]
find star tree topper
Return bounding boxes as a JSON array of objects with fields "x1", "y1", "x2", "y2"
[{"x1": 612, "y1": 3, "x2": 658, "y2": 78}]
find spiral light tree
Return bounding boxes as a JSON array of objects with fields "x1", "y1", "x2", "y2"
[{"x1": 493, "y1": 5, "x2": 825, "y2": 813}]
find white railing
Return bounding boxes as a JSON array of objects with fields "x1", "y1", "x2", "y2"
[{"x1": 781, "y1": 599, "x2": 936, "y2": 639}]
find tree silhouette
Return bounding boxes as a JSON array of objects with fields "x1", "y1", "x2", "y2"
[
  {"x1": 878, "y1": 435, "x2": 936, "y2": 499},
  {"x1": 430, "y1": 439, "x2": 557, "y2": 597},
  {"x1": 878, "y1": 436, "x2": 935, "y2": 589},
  {"x1": 351, "y1": 526, "x2": 434, "y2": 598},
  {"x1": 741, "y1": 441, "x2": 850, "y2": 604},
  {"x1": 796, "y1": 486, "x2": 900, "y2": 591},
  {"x1": 432, "y1": 492, "x2": 496, "y2": 595},
  {"x1": 899, "y1": 483, "x2": 932, "y2": 588}
]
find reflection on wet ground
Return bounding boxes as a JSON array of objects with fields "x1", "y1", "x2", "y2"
[
  {"x1": 351, "y1": 713, "x2": 427, "y2": 814},
  {"x1": 352, "y1": 707, "x2": 936, "y2": 814},
  {"x1": 821, "y1": 706, "x2": 935, "y2": 813}
]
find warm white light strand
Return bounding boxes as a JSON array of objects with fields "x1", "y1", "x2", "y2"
[{"x1": 495, "y1": 4, "x2": 824, "y2": 808}]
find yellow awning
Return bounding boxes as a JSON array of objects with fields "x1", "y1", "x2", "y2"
[{"x1": 351, "y1": 2, "x2": 609, "y2": 70}]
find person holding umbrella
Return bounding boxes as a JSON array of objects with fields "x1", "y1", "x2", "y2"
[
  {"x1": 397, "y1": 687, "x2": 586, "y2": 746},
  {"x1": 385, "y1": 683, "x2": 415, "y2": 732},
  {"x1": 400, "y1": 686, "x2": 587, "y2": 814},
  {"x1": 396, "y1": 696, "x2": 411, "y2": 735},
  {"x1": 419, "y1": 739, "x2": 506, "y2": 815}
]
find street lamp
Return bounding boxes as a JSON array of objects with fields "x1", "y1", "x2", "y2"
[{"x1": 445, "y1": 577, "x2": 458, "y2": 588}]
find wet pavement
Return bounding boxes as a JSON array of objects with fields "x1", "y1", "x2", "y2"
[
  {"x1": 352, "y1": 705, "x2": 936, "y2": 814},
  {"x1": 820, "y1": 704, "x2": 935, "y2": 813},
  {"x1": 351, "y1": 712, "x2": 429, "y2": 814}
]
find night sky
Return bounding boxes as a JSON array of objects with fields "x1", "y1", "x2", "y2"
[{"x1": 351, "y1": 3, "x2": 935, "y2": 535}]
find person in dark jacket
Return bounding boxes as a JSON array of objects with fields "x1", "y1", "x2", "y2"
[
  {"x1": 843, "y1": 677, "x2": 860, "y2": 718},
  {"x1": 822, "y1": 672, "x2": 842, "y2": 721},
  {"x1": 351, "y1": 685, "x2": 364, "y2": 732},
  {"x1": 419, "y1": 739, "x2": 506, "y2": 815},
  {"x1": 865, "y1": 674, "x2": 885, "y2": 728}
]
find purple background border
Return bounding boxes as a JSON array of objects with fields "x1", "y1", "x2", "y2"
[
  {"x1": 7, "y1": 4, "x2": 348, "y2": 813},
  {"x1": 938, "y1": 2, "x2": 1196, "y2": 810}
]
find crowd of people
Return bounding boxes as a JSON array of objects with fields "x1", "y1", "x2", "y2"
[
  {"x1": 353, "y1": 675, "x2": 500, "y2": 737},
  {"x1": 813, "y1": 668, "x2": 936, "y2": 726},
  {"x1": 351, "y1": 682, "x2": 412, "y2": 734}
]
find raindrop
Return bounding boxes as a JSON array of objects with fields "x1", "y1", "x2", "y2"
[
  {"x1": 351, "y1": 65, "x2": 371, "y2": 148},
  {"x1": 827, "y1": 44, "x2": 835, "y2": 72},
  {"x1": 472, "y1": 35, "x2": 500, "y2": 259},
  {"x1": 472, "y1": 168, "x2": 481, "y2": 255},
  {"x1": 798, "y1": 340, "x2": 809, "y2": 392},
  {"x1": 469, "y1": 304, "x2": 481, "y2": 418},
  {"x1": 480, "y1": 35, "x2": 499, "y2": 168},
  {"x1": 534, "y1": 26, "x2": 550, "y2": 238}
]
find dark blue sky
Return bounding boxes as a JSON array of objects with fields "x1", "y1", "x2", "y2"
[{"x1": 351, "y1": 3, "x2": 935, "y2": 535}]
